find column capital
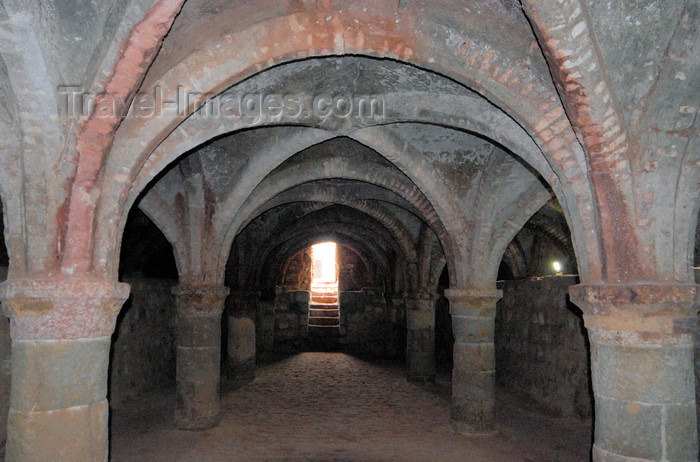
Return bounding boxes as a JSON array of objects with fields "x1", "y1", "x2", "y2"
[
  {"x1": 444, "y1": 288, "x2": 503, "y2": 305},
  {"x1": 172, "y1": 284, "x2": 230, "y2": 316},
  {"x1": 444, "y1": 288, "x2": 502, "y2": 318},
  {"x1": 405, "y1": 291, "x2": 438, "y2": 302},
  {"x1": 405, "y1": 293, "x2": 438, "y2": 312},
  {"x1": 0, "y1": 278, "x2": 130, "y2": 340},
  {"x1": 172, "y1": 284, "x2": 230, "y2": 297},
  {"x1": 569, "y1": 283, "x2": 698, "y2": 345},
  {"x1": 228, "y1": 289, "x2": 260, "y2": 300}
]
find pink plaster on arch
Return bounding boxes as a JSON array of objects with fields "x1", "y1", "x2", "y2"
[
  {"x1": 88, "y1": 6, "x2": 601, "y2": 284},
  {"x1": 61, "y1": 0, "x2": 185, "y2": 277}
]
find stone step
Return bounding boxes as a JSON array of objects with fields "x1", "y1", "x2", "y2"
[
  {"x1": 308, "y1": 308, "x2": 339, "y2": 318},
  {"x1": 311, "y1": 296, "x2": 338, "y2": 304},
  {"x1": 308, "y1": 316, "x2": 340, "y2": 326},
  {"x1": 309, "y1": 302, "x2": 339, "y2": 309},
  {"x1": 310, "y1": 287, "x2": 337, "y2": 294}
]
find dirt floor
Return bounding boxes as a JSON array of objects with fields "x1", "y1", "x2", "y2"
[{"x1": 109, "y1": 352, "x2": 592, "y2": 461}]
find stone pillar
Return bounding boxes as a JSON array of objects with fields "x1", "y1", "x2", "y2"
[
  {"x1": 405, "y1": 293, "x2": 436, "y2": 382},
  {"x1": 444, "y1": 288, "x2": 502, "y2": 434},
  {"x1": 0, "y1": 279, "x2": 129, "y2": 462},
  {"x1": 172, "y1": 285, "x2": 229, "y2": 431},
  {"x1": 226, "y1": 289, "x2": 258, "y2": 381},
  {"x1": 570, "y1": 283, "x2": 698, "y2": 462},
  {"x1": 385, "y1": 294, "x2": 406, "y2": 359}
]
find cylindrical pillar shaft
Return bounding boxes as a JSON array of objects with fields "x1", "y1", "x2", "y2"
[
  {"x1": 173, "y1": 285, "x2": 229, "y2": 431},
  {"x1": 0, "y1": 279, "x2": 129, "y2": 462},
  {"x1": 385, "y1": 294, "x2": 406, "y2": 359},
  {"x1": 570, "y1": 283, "x2": 698, "y2": 462},
  {"x1": 444, "y1": 288, "x2": 502, "y2": 434},
  {"x1": 226, "y1": 290, "x2": 258, "y2": 381},
  {"x1": 405, "y1": 294, "x2": 436, "y2": 382}
]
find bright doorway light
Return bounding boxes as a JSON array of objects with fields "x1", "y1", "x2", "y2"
[{"x1": 312, "y1": 242, "x2": 337, "y2": 283}]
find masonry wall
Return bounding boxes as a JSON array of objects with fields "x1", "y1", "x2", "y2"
[
  {"x1": 270, "y1": 290, "x2": 310, "y2": 351},
  {"x1": 264, "y1": 289, "x2": 401, "y2": 357},
  {"x1": 0, "y1": 267, "x2": 8, "y2": 456},
  {"x1": 695, "y1": 267, "x2": 699, "y2": 439},
  {"x1": 338, "y1": 291, "x2": 401, "y2": 358},
  {"x1": 0, "y1": 274, "x2": 178, "y2": 452},
  {"x1": 495, "y1": 276, "x2": 592, "y2": 419},
  {"x1": 109, "y1": 277, "x2": 176, "y2": 406}
]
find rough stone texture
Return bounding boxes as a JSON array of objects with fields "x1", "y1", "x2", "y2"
[
  {"x1": 109, "y1": 277, "x2": 176, "y2": 406},
  {"x1": 571, "y1": 283, "x2": 698, "y2": 462},
  {"x1": 338, "y1": 290, "x2": 401, "y2": 358},
  {"x1": 271, "y1": 290, "x2": 309, "y2": 349},
  {"x1": 172, "y1": 285, "x2": 229, "y2": 431},
  {"x1": 224, "y1": 290, "x2": 258, "y2": 381},
  {"x1": 0, "y1": 266, "x2": 8, "y2": 456},
  {"x1": 266, "y1": 289, "x2": 404, "y2": 359},
  {"x1": 445, "y1": 288, "x2": 501, "y2": 433},
  {"x1": 405, "y1": 296, "x2": 436, "y2": 382},
  {"x1": 8, "y1": 338, "x2": 111, "y2": 462},
  {"x1": 0, "y1": 315, "x2": 8, "y2": 457},
  {"x1": 111, "y1": 353, "x2": 593, "y2": 461},
  {"x1": 0, "y1": 0, "x2": 697, "y2": 458},
  {"x1": 255, "y1": 299, "x2": 275, "y2": 355},
  {"x1": 495, "y1": 276, "x2": 592, "y2": 419}
]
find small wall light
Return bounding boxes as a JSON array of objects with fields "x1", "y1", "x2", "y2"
[{"x1": 552, "y1": 261, "x2": 562, "y2": 275}]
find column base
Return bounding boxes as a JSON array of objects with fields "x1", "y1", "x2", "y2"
[
  {"x1": 450, "y1": 397, "x2": 495, "y2": 434},
  {"x1": 6, "y1": 401, "x2": 108, "y2": 461},
  {"x1": 407, "y1": 373, "x2": 436, "y2": 383},
  {"x1": 225, "y1": 357, "x2": 256, "y2": 383},
  {"x1": 174, "y1": 413, "x2": 220, "y2": 432},
  {"x1": 570, "y1": 283, "x2": 699, "y2": 462},
  {"x1": 406, "y1": 351, "x2": 436, "y2": 383},
  {"x1": 174, "y1": 379, "x2": 221, "y2": 431},
  {"x1": 592, "y1": 444, "x2": 698, "y2": 462}
]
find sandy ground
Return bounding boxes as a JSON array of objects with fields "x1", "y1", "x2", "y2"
[{"x1": 110, "y1": 352, "x2": 592, "y2": 461}]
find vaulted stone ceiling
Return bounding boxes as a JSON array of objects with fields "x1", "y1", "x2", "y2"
[
  {"x1": 136, "y1": 55, "x2": 552, "y2": 291},
  {"x1": 0, "y1": 1, "x2": 698, "y2": 460}
]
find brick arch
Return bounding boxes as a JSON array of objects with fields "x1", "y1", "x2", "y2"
[
  {"x1": 277, "y1": 242, "x2": 377, "y2": 293},
  {"x1": 0, "y1": 29, "x2": 64, "y2": 276},
  {"x1": 264, "y1": 233, "x2": 390, "y2": 295},
  {"x1": 210, "y1": 132, "x2": 451, "y2": 286},
  {"x1": 502, "y1": 240, "x2": 529, "y2": 280},
  {"x1": 253, "y1": 185, "x2": 419, "y2": 265},
  {"x1": 252, "y1": 215, "x2": 398, "y2": 294},
  {"x1": 99, "y1": 79, "x2": 564, "y2": 287},
  {"x1": 673, "y1": 149, "x2": 700, "y2": 281},
  {"x1": 89, "y1": 7, "x2": 600, "y2": 284}
]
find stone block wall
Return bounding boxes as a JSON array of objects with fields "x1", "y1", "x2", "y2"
[
  {"x1": 0, "y1": 306, "x2": 8, "y2": 457},
  {"x1": 495, "y1": 276, "x2": 592, "y2": 419},
  {"x1": 0, "y1": 267, "x2": 8, "y2": 455},
  {"x1": 255, "y1": 299, "x2": 275, "y2": 353},
  {"x1": 271, "y1": 290, "x2": 309, "y2": 347},
  {"x1": 0, "y1": 274, "x2": 177, "y2": 454},
  {"x1": 263, "y1": 289, "x2": 401, "y2": 358},
  {"x1": 338, "y1": 291, "x2": 398, "y2": 357},
  {"x1": 109, "y1": 277, "x2": 177, "y2": 406},
  {"x1": 695, "y1": 267, "x2": 699, "y2": 439}
]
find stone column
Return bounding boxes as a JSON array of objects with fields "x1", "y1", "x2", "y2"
[
  {"x1": 405, "y1": 293, "x2": 437, "y2": 382},
  {"x1": 570, "y1": 283, "x2": 698, "y2": 462},
  {"x1": 172, "y1": 285, "x2": 229, "y2": 431},
  {"x1": 226, "y1": 289, "x2": 258, "y2": 382},
  {"x1": 384, "y1": 294, "x2": 406, "y2": 359},
  {"x1": 444, "y1": 288, "x2": 502, "y2": 434},
  {"x1": 0, "y1": 279, "x2": 130, "y2": 462}
]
